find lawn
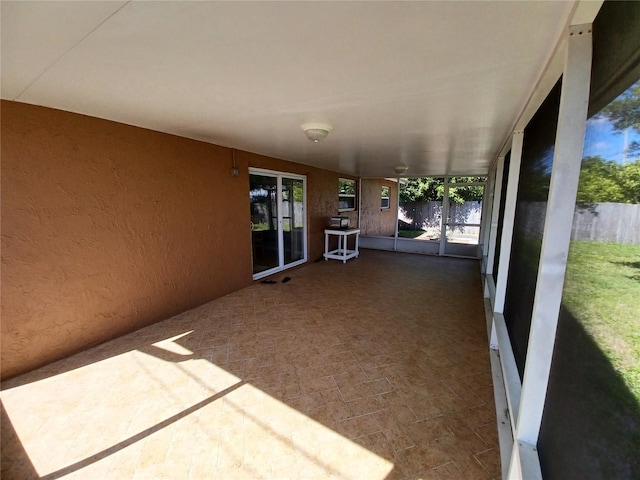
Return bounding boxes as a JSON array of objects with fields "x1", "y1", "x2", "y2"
[
  {"x1": 398, "y1": 229, "x2": 427, "y2": 239},
  {"x1": 397, "y1": 229, "x2": 441, "y2": 240},
  {"x1": 562, "y1": 241, "x2": 640, "y2": 400}
]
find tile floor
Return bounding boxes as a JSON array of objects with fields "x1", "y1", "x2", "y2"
[{"x1": 1, "y1": 249, "x2": 500, "y2": 480}]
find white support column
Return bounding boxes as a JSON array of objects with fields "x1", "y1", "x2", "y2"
[
  {"x1": 494, "y1": 132, "x2": 523, "y2": 314},
  {"x1": 357, "y1": 177, "x2": 362, "y2": 229},
  {"x1": 394, "y1": 177, "x2": 400, "y2": 251},
  {"x1": 439, "y1": 177, "x2": 450, "y2": 255},
  {"x1": 480, "y1": 170, "x2": 495, "y2": 272},
  {"x1": 486, "y1": 156, "x2": 505, "y2": 276},
  {"x1": 515, "y1": 23, "x2": 592, "y2": 447}
]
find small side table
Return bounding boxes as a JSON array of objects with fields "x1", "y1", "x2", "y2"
[{"x1": 324, "y1": 228, "x2": 361, "y2": 263}]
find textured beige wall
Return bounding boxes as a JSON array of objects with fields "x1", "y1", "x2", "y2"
[
  {"x1": 360, "y1": 178, "x2": 398, "y2": 236},
  {"x1": 1, "y1": 101, "x2": 351, "y2": 378}
]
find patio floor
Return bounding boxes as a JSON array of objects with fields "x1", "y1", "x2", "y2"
[{"x1": 1, "y1": 249, "x2": 500, "y2": 480}]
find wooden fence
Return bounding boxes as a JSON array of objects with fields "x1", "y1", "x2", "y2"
[
  {"x1": 400, "y1": 201, "x2": 639, "y2": 244},
  {"x1": 572, "y1": 203, "x2": 640, "y2": 244}
]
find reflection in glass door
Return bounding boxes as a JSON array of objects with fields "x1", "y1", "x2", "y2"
[
  {"x1": 282, "y1": 177, "x2": 305, "y2": 266},
  {"x1": 250, "y1": 174, "x2": 279, "y2": 275},
  {"x1": 250, "y1": 169, "x2": 306, "y2": 279}
]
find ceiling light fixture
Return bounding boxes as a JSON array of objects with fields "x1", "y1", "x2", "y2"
[
  {"x1": 301, "y1": 123, "x2": 333, "y2": 143},
  {"x1": 394, "y1": 164, "x2": 409, "y2": 174}
]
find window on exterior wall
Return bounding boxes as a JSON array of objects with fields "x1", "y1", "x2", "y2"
[
  {"x1": 381, "y1": 186, "x2": 390, "y2": 209},
  {"x1": 338, "y1": 178, "x2": 356, "y2": 212}
]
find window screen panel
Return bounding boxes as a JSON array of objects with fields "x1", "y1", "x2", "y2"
[
  {"x1": 503, "y1": 79, "x2": 562, "y2": 378},
  {"x1": 492, "y1": 151, "x2": 510, "y2": 280}
]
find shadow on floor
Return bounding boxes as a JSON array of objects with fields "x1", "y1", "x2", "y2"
[
  {"x1": 538, "y1": 306, "x2": 640, "y2": 479},
  {"x1": 1, "y1": 250, "x2": 499, "y2": 480}
]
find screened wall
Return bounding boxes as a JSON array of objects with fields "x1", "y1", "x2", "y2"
[
  {"x1": 484, "y1": 3, "x2": 640, "y2": 478},
  {"x1": 487, "y1": 1, "x2": 640, "y2": 477},
  {"x1": 537, "y1": 1, "x2": 640, "y2": 478},
  {"x1": 492, "y1": 151, "x2": 510, "y2": 281},
  {"x1": 360, "y1": 176, "x2": 487, "y2": 259},
  {"x1": 503, "y1": 80, "x2": 562, "y2": 378}
]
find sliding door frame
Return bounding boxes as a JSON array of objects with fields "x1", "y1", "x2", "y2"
[{"x1": 249, "y1": 167, "x2": 307, "y2": 280}]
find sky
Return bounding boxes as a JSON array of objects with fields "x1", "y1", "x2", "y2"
[{"x1": 582, "y1": 115, "x2": 640, "y2": 164}]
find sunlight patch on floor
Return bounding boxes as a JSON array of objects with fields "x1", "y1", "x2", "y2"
[{"x1": 1, "y1": 334, "x2": 394, "y2": 479}]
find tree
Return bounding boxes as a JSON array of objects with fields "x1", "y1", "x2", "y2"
[
  {"x1": 577, "y1": 156, "x2": 626, "y2": 203},
  {"x1": 399, "y1": 177, "x2": 484, "y2": 204},
  {"x1": 619, "y1": 161, "x2": 640, "y2": 203},
  {"x1": 399, "y1": 177, "x2": 444, "y2": 203},
  {"x1": 577, "y1": 81, "x2": 640, "y2": 203},
  {"x1": 600, "y1": 80, "x2": 640, "y2": 155},
  {"x1": 448, "y1": 177, "x2": 486, "y2": 204},
  {"x1": 576, "y1": 156, "x2": 640, "y2": 204},
  {"x1": 601, "y1": 82, "x2": 640, "y2": 133}
]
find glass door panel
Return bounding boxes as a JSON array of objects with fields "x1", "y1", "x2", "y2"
[
  {"x1": 250, "y1": 174, "x2": 279, "y2": 275},
  {"x1": 250, "y1": 169, "x2": 307, "y2": 279},
  {"x1": 282, "y1": 177, "x2": 305, "y2": 265}
]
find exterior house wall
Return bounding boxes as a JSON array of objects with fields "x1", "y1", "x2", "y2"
[
  {"x1": 360, "y1": 178, "x2": 397, "y2": 236},
  {"x1": 0, "y1": 101, "x2": 355, "y2": 378}
]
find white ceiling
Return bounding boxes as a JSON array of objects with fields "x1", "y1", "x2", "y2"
[{"x1": 2, "y1": 1, "x2": 578, "y2": 177}]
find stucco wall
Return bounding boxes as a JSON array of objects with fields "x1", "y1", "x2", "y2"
[
  {"x1": 360, "y1": 178, "x2": 398, "y2": 236},
  {"x1": 1, "y1": 101, "x2": 353, "y2": 378}
]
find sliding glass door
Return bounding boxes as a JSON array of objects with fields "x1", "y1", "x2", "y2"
[
  {"x1": 250, "y1": 174, "x2": 279, "y2": 275},
  {"x1": 282, "y1": 176, "x2": 305, "y2": 266},
  {"x1": 249, "y1": 169, "x2": 306, "y2": 279}
]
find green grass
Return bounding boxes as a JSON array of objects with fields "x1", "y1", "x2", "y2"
[
  {"x1": 398, "y1": 230, "x2": 426, "y2": 239},
  {"x1": 563, "y1": 241, "x2": 640, "y2": 400},
  {"x1": 398, "y1": 229, "x2": 442, "y2": 240}
]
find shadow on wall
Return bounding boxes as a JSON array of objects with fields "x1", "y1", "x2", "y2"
[{"x1": 538, "y1": 306, "x2": 640, "y2": 479}]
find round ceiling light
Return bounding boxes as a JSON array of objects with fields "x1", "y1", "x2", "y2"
[
  {"x1": 394, "y1": 164, "x2": 409, "y2": 174},
  {"x1": 301, "y1": 123, "x2": 333, "y2": 143}
]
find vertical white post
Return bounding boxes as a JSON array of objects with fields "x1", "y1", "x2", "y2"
[
  {"x1": 494, "y1": 132, "x2": 523, "y2": 314},
  {"x1": 439, "y1": 177, "x2": 450, "y2": 255},
  {"x1": 277, "y1": 175, "x2": 285, "y2": 268},
  {"x1": 507, "y1": 444, "x2": 522, "y2": 480},
  {"x1": 357, "y1": 177, "x2": 362, "y2": 230},
  {"x1": 515, "y1": 23, "x2": 592, "y2": 447},
  {"x1": 394, "y1": 178, "x2": 400, "y2": 251},
  {"x1": 486, "y1": 156, "x2": 505, "y2": 276},
  {"x1": 324, "y1": 231, "x2": 329, "y2": 259},
  {"x1": 479, "y1": 172, "x2": 494, "y2": 271}
]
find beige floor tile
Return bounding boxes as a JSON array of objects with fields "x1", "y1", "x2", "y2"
[
  {"x1": 433, "y1": 461, "x2": 465, "y2": 479},
  {"x1": 1, "y1": 250, "x2": 500, "y2": 480},
  {"x1": 475, "y1": 448, "x2": 502, "y2": 478}
]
